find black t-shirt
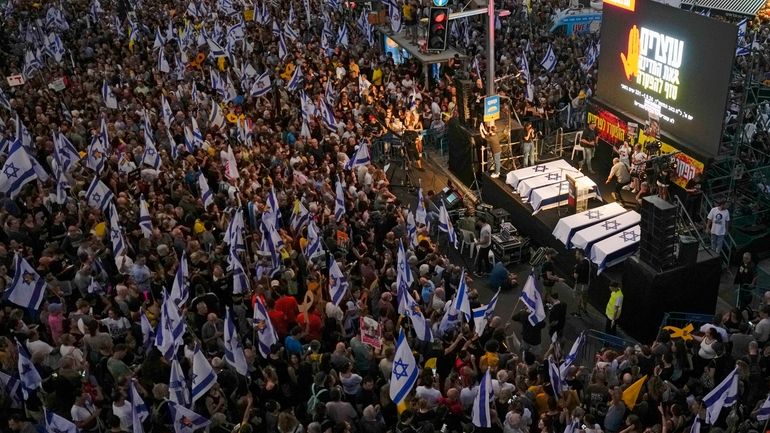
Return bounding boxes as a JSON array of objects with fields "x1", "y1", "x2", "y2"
[
  {"x1": 734, "y1": 262, "x2": 756, "y2": 286},
  {"x1": 541, "y1": 261, "x2": 556, "y2": 286},
  {"x1": 582, "y1": 127, "x2": 597, "y2": 146},
  {"x1": 574, "y1": 258, "x2": 590, "y2": 284}
]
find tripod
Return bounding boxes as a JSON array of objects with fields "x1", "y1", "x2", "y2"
[{"x1": 386, "y1": 136, "x2": 416, "y2": 192}]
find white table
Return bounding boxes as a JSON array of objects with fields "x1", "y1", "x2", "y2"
[
  {"x1": 517, "y1": 169, "x2": 583, "y2": 202},
  {"x1": 570, "y1": 211, "x2": 641, "y2": 256},
  {"x1": 505, "y1": 159, "x2": 576, "y2": 189},
  {"x1": 591, "y1": 225, "x2": 641, "y2": 274},
  {"x1": 552, "y1": 203, "x2": 629, "y2": 248},
  {"x1": 529, "y1": 177, "x2": 599, "y2": 215}
]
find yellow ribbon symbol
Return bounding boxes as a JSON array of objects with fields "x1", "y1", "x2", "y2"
[
  {"x1": 662, "y1": 323, "x2": 694, "y2": 341},
  {"x1": 620, "y1": 25, "x2": 640, "y2": 80}
]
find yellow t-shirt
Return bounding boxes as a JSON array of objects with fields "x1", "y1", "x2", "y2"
[
  {"x1": 372, "y1": 68, "x2": 383, "y2": 86},
  {"x1": 280, "y1": 63, "x2": 296, "y2": 81}
]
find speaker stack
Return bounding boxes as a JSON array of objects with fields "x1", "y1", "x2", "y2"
[
  {"x1": 456, "y1": 80, "x2": 473, "y2": 125},
  {"x1": 639, "y1": 196, "x2": 678, "y2": 270}
]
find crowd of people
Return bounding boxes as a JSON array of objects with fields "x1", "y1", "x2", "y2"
[{"x1": 0, "y1": 0, "x2": 769, "y2": 433}]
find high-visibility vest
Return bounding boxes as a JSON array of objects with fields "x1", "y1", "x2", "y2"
[{"x1": 606, "y1": 290, "x2": 623, "y2": 319}]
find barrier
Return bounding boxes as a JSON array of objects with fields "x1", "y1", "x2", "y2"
[
  {"x1": 658, "y1": 311, "x2": 717, "y2": 333},
  {"x1": 574, "y1": 329, "x2": 637, "y2": 371}
]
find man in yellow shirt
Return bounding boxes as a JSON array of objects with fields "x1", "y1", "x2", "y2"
[{"x1": 605, "y1": 281, "x2": 624, "y2": 335}]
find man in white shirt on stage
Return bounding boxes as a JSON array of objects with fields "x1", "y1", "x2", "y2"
[{"x1": 706, "y1": 200, "x2": 730, "y2": 254}]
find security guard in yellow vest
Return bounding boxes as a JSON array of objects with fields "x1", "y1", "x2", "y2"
[{"x1": 605, "y1": 281, "x2": 624, "y2": 335}]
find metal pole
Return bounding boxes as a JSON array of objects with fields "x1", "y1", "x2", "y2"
[{"x1": 486, "y1": 0, "x2": 495, "y2": 96}]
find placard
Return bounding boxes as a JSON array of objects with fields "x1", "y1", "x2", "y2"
[
  {"x1": 6, "y1": 74, "x2": 24, "y2": 87},
  {"x1": 359, "y1": 316, "x2": 381, "y2": 349},
  {"x1": 49, "y1": 77, "x2": 66, "y2": 92}
]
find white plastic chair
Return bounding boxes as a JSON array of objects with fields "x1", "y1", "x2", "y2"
[
  {"x1": 571, "y1": 130, "x2": 584, "y2": 162},
  {"x1": 488, "y1": 249, "x2": 496, "y2": 267},
  {"x1": 459, "y1": 229, "x2": 477, "y2": 258}
]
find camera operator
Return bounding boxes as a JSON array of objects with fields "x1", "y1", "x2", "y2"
[{"x1": 630, "y1": 144, "x2": 648, "y2": 194}]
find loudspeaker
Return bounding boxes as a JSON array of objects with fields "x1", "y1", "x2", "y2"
[
  {"x1": 639, "y1": 196, "x2": 677, "y2": 270},
  {"x1": 447, "y1": 119, "x2": 482, "y2": 187},
  {"x1": 457, "y1": 80, "x2": 473, "y2": 125},
  {"x1": 678, "y1": 235, "x2": 699, "y2": 265}
]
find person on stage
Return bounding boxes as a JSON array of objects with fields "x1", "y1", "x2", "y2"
[
  {"x1": 606, "y1": 157, "x2": 631, "y2": 203},
  {"x1": 405, "y1": 107, "x2": 424, "y2": 170},
  {"x1": 629, "y1": 144, "x2": 648, "y2": 194},
  {"x1": 480, "y1": 121, "x2": 501, "y2": 178},
  {"x1": 522, "y1": 122, "x2": 537, "y2": 167},
  {"x1": 579, "y1": 121, "x2": 598, "y2": 174}
]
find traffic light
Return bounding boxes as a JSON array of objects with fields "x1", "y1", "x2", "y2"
[{"x1": 427, "y1": 7, "x2": 449, "y2": 52}]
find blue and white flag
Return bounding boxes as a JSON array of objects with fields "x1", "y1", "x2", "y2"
[
  {"x1": 102, "y1": 80, "x2": 118, "y2": 109},
  {"x1": 472, "y1": 289, "x2": 499, "y2": 335},
  {"x1": 254, "y1": 296, "x2": 278, "y2": 358},
  {"x1": 99, "y1": 117, "x2": 111, "y2": 150},
  {"x1": 157, "y1": 49, "x2": 170, "y2": 74},
  {"x1": 166, "y1": 127, "x2": 179, "y2": 160},
  {"x1": 169, "y1": 358, "x2": 190, "y2": 408},
  {"x1": 334, "y1": 179, "x2": 345, "y2": 221},
  {"x1": 170, "y1": 252, "x2": 190, "y2": 308},
  {"x1": 139, "y1": 195, "x2": 153, "y2": 239},
  {"x1": 198, "y1": 172, "x2": 214, "y2": 208},
  {"x1": 305, "y1": 220, "x2": 324, "y2": 259},
  {"x1": 171, "y1": 401, "x2": 211, "y2": 433},
  {"x1": 16, "y1": 339, "x2": 41, "y2": 398},
  {"x1": 548, "y1": 357, "x2": 564, "y2": 397},
  {"x1": 415, "y1": 186, "x2": 427, "y2": 225},
  {"x1": 737, "y1": 18, "x2": 748, "y2": 39},
  {"x1": 472, "y1": 369, "x2": 493, "y2": 427},
  {"x1": 520, "y1": 270, "x2": 546, "y2": 326},
  {"x1": 54, "y1": 132, "x2": 80, "y2": 173},
  {"x1": 224, "y1": 307, "x2": 249, "y2": 376},
  {"x1": 328, "y1": 257, "x2": 349, "y2": 306},
  {"x1": 344, "y1": 140, "x2": 371, "y2": 170},
  {"x1": 406, "y1": 211, "x2": 417, "y2": 247},
  {"x1": 250, "y1": 71, "x2": 271, "y2": 97},
  {"x1": 406, "y1": 305, "x2": 433, "y2": 342},
  {"x1": 207, "y1": 38, "x2": 227, "y2": 58},
  {"x1": 142, "y1": 131, "x2": 162, "y2": 170},
  {"x1": 0, "y1": 139, "x2": 39, "y2": 199},
  {"x1": 756, "y1": 395, "x2": 770, "y2": 421},
  {"x1": 453, "y1": 269, "x2": 472, "y2": 319},
  {"x1": 336, "y1": 23, "x2": 349, "y2": 48},
  {"x1": 321, "y1": 100, "x2": 337, "y2": 132},
  {"x1": 560, "y1": 331, "x2": 585, "y2": 377},
  {"x1": 5, "y1": 253, "x2": 46, "y2": 311},
  {"x1": 228, "y1": 21, "x2": 245, "y2": 42},
  {"x1": 229, "y1": 249, "x2": 250, "y2": 295},
  {"x1": 540, "y1": 44, "x2": 557, "y2": 73},
  {"x1": 286, "y1": 64, "x2": 303, "y2": 92},
  {"x1": 140, "y1": 309, "x2": 155, "y2": 351},
  {"x1": 191, "y1": 344, "x2": 217, "y2": 403},
  {"x1": 703, "y1": 367, "x2": 739, "y2": 424},
  {"x1": 564, "y1": 418, "x2": 581, "y2": 433},
  {"x1": 49, "y1": 33, "x2": 66, "y2": 63},
  {"x1": 0, "y1": 370, "x2": 24, "y2": 407},
  {"x1": 208, "y1": 100, "x2": 225, "y2": 130},
  {"x1": 284, "y1": 22, "x2": 299, "y2": 42},
  {"x1": 389, "y1": 0, "x2": 402, "y2": 33},
  {"x1": 161, "y1": 95, "x2": 174, "y2": 127},
  {"x1": 108, "y1": 203, "x2": 127, "y2": 263},
  {"x1": 86, "y1": 135, "x2": 107, "y2": 174},
  {"x1": 0, "y1": 88, "x2": 11, "y2": 111},
  {"x1": 278, "y1": 32, "x2": 288, "y2": 60},
  {"x1": 154, "y1": 27, "x2": 166, "y2": 50},
  {"x1": 155, "y1": 290, "x2": 186, "y2": 361},
  {"x1": 45, "y1": 409, "x2": 78, "y2": 433},
  {"x1": 129, "y1": 379, "x2": 149, "y2": 433},
  {"x1": 438, "y1": 202, "x2": 458, "y2": 248},
  {"x1": 225, "y1": 209, "x2": 246, "y2": 252},
  {"x1": 85, "y1": 176, "x2": 114, "y2": 213},
  {"x1": 389, "y1": 329, "x2": 418, "y2": 405}
]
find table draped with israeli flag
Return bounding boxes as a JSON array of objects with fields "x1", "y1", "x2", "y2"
[
  {"x1": 505, "y1": 159, "x2": 575, "y2": 189},
  {"x1": 590, "y1": 225, "x2": 641, "y2": 274},
  {"x1": 529, "y1": 176, "x2": 599, "y2": 214},
  {"x1": 517, "y1": 167, "x2": 583, "y2": 202},
  {"x1": 570, "y1": 211, "x2": 641, "y2": 256},
  {"x1": 552, "y1": 202, "x2": 629, "y2": 248}
]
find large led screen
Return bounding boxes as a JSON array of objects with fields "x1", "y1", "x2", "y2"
[{"x1": 595, "y1": 0, "x2": 737, "y2": 159}]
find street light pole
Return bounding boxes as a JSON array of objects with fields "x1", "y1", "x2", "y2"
[{"x1": 486, "y1": 0, "x2": 495, "y2": 96}]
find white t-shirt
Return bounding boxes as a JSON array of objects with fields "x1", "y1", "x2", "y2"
[
  {"x1": 707, "y1": 208, "x2": 730, "y2": 235},
  {"x1": 415, "y1": 385, "x2": 442, "y2": 408},
  {"x1": 112, "y1": 401, "x2": 133, "y2": 430},
  {"x1": 478, "y1": 224, "x2": 492, "y2": 248},
  {"x1": 72, "y1": 401, "x2": 98, "y2": 432}
]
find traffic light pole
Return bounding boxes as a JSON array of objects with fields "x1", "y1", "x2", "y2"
[{"x1": 486, "y1": 0, "x2": 495, "y2": 97}]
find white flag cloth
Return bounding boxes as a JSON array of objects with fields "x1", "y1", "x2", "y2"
[
  {"x1": 154, "y1": 290, "x2": 185, "y2": 361},
  {"x1": 328, "y1": 257, "x2": 349, "y2": 306},
  {"x1": 130, "y1": 379, "x2": 148, "y2": 433},
  {"x1": 254, "y1": 296, "x2": 278, "y2": 358},
  {"x1": 85, "y1": 176, "x2": 114, "y2": 213},
  {"x1": 208, "y1": 100, "x2": 225, "y2": 130},
  {"x1": 161, "y1": 95, "x2": 174, "y2": 126},
  {"x1": 223, "y1": 145, "x2": 239, "y2": 179},
  {"x1": 0, "y1": 139, "x2": 39, "y2": 199},
  {"x1": 520, "y1": 270, "x2": 546, "y2": 326},
  {"x1": 250, "y1": 71, "x2": 271, "y2": 97},
  {"x1": 756, "y1": 394, "x2": 770, "y2": 421},
  {"x1": 389, "y1": 329, "x2": 418, "y2": 405},
  {"x1": 16, "y1": 339, "x2": 42, "y2": 398},
  {"x1": 169, "y1": 358, "x2": 191, "y2": 407},
  {"x1": 472, "y1": 289, "x2": 499, "y2": 335},
  {"x1": 157, "y1": 49, "x2": 170, "y2": 73},
  {"x1": 540, "y1": 45, "x2": 557, "y2": 73},
  {"x1": 344, "y1": 140, "x2": 371, "y2": 170},
  {"x1": 472, "y1": 369, "x2": 493, "y2": 427},
  {"x1": 102, "y1": 80, "x2": 118, "y2": 109},
  {"x1": 560, "y1": 332, "x2": 585, "y2": 378},
  {"x1": 703, "y1": 367, "x2": 739, "y2": 424},
  {"x1": 169, "y1": 251, "x2": 190, "y2": 308},
  {"x1": 171, "y1": 401, "x2": 211, "y2": 433},
  {"x1": 5, "y1": 253, "x2": 47, "y2": 311},
  {"x1": 304, "y1": 220, "x2": 324, "y2": 259},
  {"x1": 229, "y1": 249, "x2": 250, "y2": 295},
  {"x1": 453, "y1": 269, "x2": 472, "y2": 319},
  {"x1": 191, "y1": 344, "x2": 217, "y2": 403},
  {"x1": 198, "y1": 172, "x2": 214, "y2": 208},
  {"x1": 224, "y1": 307, "x2": 249, "y2": 376},
  {"x1": 334, "y1": 179, "x2": 345, "y2": 221},
  {"x1": 139, "y1": 195, "x2": 153, "y2": 238},
  {"x1": 45, "y1": 409, "x2": 78, "y2": 433},
  {"x1": 415, "y1": 187, "x2": 427, "y2": 225}
]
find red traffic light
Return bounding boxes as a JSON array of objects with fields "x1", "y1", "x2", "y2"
[{"x1": 433, "y1": 12, "x2": 446, "y2": 22}]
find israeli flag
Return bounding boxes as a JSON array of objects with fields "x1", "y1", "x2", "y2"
[
  {"x1": 228, "y1": 21, "x2": 245, "y2": 41},
  {"x1": 389, "y1": 1, "x2": 402, "y2": 33},
  {"x1": 100, "y1": 117, "x2": 111, "y2": 150},
  {"x1": 328, "y1": 257, "x2": 349, "y2": 306},
  {"x1": 171, "y1": 401, "x2": 211, "y2": 433},
  {"x1": 225, "y1": 208, "x2": 246, "y2": 252},
  {"x1": 250, "y1": 71, "x2": 271, "y2": 97},
  {"x1": 85, "y1": 176, "x2": 114, "y2": 213},
  {"x1": 16, "y1": 339, "x2": 41, "y2": 398},
  {"x1": 284, "y1": 22, "x2": 299, "y2": 42},
  {"x1": 0, "y1": 139, "x2": 39, "y2": 199},
  {"x1": 108, "y1": 203, "x2": 127, "y2": 263},
  {"x1": 396, "y1": 242, "x2": 417, "y2": 315},
  {"x1": 198, "y1": 172, "x2": 214, "y2": 208},
  {"x1": 0, "y1": 88, "x2": 11, "y2": 111},
  {"x1": 278, "y1": 32, "x2": 288, "y2": 60},
  {"x1": 389, "y1": 329, "x2": 418, "y2": 405},
  {"x1": 207, "y1": 38, "x2": 227, "y2": 58},
  {"x1": 548, "y1": 357, "x2": 564, "y2": 396},
  {"x1": 129, "y1": 379, "x2": 149, "y2": 432},
  {"x1": 142, "y1": 132, "x2": 162, "y2": 170},
  {"x1": 438, "y1": 202, "x2": 458, "y2": 249},
  {"x1": 208, "y1": 100, "x2": 225, "y2": 130},
  {"x1": 140, "y1": 309, "x2": 155, "y2": 352},
  {"x1": 321, "y1": 100, "x2": 337, "y2": 132},
  {"x1": 305, "y1": 220, "x2": 324, "y2": 259},
  {"x1": 224, "y1": 307, "x2": 249, "y2": 376},
  {"x1": 289, "y1": 199, "x2": 310, "y2": 233},
  {"x1": 253, "y1": 296, "x2": 278, "y2": 358},
  {"x1": 169, "y1": 358, "x2": 190, "y2": 407},
  {"x1": 157, "y1": 49, "x2": 170, "y2": 73},
  {"x1": 166, "y1": 127, "x2": 179, "y2": 161},
  {"x1": 520, "y1": 270, "x2": 546, "y2": 326},
  {"x1": 703, "y1": 367, "x2": 739, "y2": 424},
  {"x1": 16, "y1": 113, "x2": 32, "y2": 149},
  {"x1": 161, "y1": 95, "x2": 174, "y2": 126},
  {"x1": 453, "y1": 269, "x2": 472, "y2": 319},
  {"x1": 415, "y1": 187, "x2": 427, "y2": 225},
  {"x1": 86, "y1": 136, "x2": 107, "y2": 174},
  {"x1": 139, "y1": 194, "x2": 153, "y2": 239},
  {"x1": 344, "y1": 140, "x2": 371, "y2": 170},
  {"x1": 286, "y1": 64, "x2": 303, "y2": 92},
  {"x1": 334, "y1": 178, "x2": 345, "y2": 221},
  {"x1": 154, "y1": 26, "x2": 166, "y2": 50},
  {"x1": 540, "y1": 44, "x2": 557, "y2": 73},
  {"x1": 472, "y1": 289, "x2": 499, "y2": 335},
  {"x1": 45, "y1": 409, "x2": 78, "y2": 433},
  {"x1": 472, "y1": 369, "x2": 493, "y2": 428},
  {"x1": 757, "y1": 395, "x2": 770, "y2": 421},
  {"x1": 102, "y1": 80, "x2": 118, "y2": 109},
  {"x1": 406, "y1": 211, "x2": 417, "y2": 247},
  {"x1": 0, "y1": 370, "x2": 24, "y2": 408},
  {"x1": 737, "y1": 18, "x2": 748, "y2": 39},
  {"x1": 336, "y1": 24, "x2": 349, "y2": 48},
  {"x1": 191, "y1": 344, "x2": 217, "y2": 403},
  {"x1": 5, "y1": 253, "x2": 46, "y2": 311},
  {"x1": 229, "y1": 249, "x2": 250, "y2": 295},
  {"x1": 170, "y1": 251, "x2": 190, "y2": 308},
  {"x1": 49, "y1": 33, "x2": 65, "y2": 63},
  {"x1": 406, "y1": 305, "x2": 433, "y2": 342},
  {"x1": 54, "y1": 132, "x2": 80, "y2": 173},
  {"x1": 560, "y1": 331, "x2": 585, "y2": 378}
]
